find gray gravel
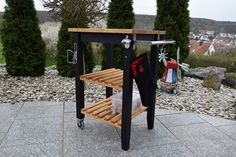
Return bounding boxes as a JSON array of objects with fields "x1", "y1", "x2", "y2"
[
  {"x1": 157, "y1": 77, "x2": 236, "y2": 120},
  {"x1": 0, "y1": 67, "x2": 235, "y2": 120}
]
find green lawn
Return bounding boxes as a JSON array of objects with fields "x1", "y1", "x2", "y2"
[
  {"x1": 185, "y1": 53, "x2": 236, "y2": 73},
  {"x1": 226, "y1": 72, "x2": 236, "y2": 80},
  {"x1": 46, "y1": 59, "x2": 56, "y2": 67},
  {"x1": 0, "y1": 41, "x2": 5, "y2": 64}
]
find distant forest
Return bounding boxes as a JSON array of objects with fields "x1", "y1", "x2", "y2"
[{"x1": 1, "y1": 11, "x2": 236, "y2": 34}]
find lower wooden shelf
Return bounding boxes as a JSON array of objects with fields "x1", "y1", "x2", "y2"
[{"x1": 81, "y1": 98, "x2": 147, "y2": 128}]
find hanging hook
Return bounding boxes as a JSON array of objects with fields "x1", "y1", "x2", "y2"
[{"x1": 67, "y1": 43, "x2": 78, "y2": 64}]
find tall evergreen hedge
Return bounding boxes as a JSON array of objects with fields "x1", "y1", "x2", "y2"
[
  {"x1": 56, "y1": 16, "x2": 94, "y2": 77},
  {"x1": 56, "y1": 20, "x2": 75, "y2": 77},
  {"x1": 103, "y1": 0, "x2": 135, "y2": 69},
  {"x1": 154, "y1": 0, "x2": 190, "y2": 76},
  {"x1": 1, "y1": 0, "x2": 46, "y2": 76}
]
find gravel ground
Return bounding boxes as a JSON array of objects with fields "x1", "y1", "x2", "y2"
[{"x1": 0, "y1": 66, "x2": 236, "y2": 120}]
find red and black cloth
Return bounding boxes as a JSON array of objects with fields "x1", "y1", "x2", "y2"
[{"x1": 131, "y1": 52, "x2": 156, "y2": 107}]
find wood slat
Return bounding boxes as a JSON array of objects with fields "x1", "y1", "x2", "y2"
[
  {"x1": 81, "y1": 98, "x2": 147, "y2": 128},
  {"x1": 117, "y1": 107, "x2": 147, "y2": 125},
  {"x1": 81, "y1": 98, "x2": 110, "y2": 112},
  {"x1": 105, "y1": 76, "x2": 123, "y2": 83},
  {"x1": 97, "y1": 110, "x2": 113, "y2": 118},
  {"x1": 111, "y1": 114, "x2": 122, "y2": 123},
  {"x1": 82, "y1": 68, "x2": 114, "y2": 76},
  {"x1": 80, "y1": 68, "x2": 123, "y2": 90},
  {"x1": 87, "y1": 70, "x2": 118, "y2": 79},
  {"x1": 104, "y1": 112, "x2": 119, "y2": 121},
  {"x1": 111, "y1": 79, "x2": 123, "y2": 86},
  {"x1": 80, "y1": 68, "x2": 116, "y2": 79},
  {"x1": 98, "y1": 72, "x2": 122, "y2": 82},
  {"x1": 68, "y1": 28, "x2": 133, "y2": 34},
  {"x1": 68, "y1": 28, "x2": 166, "y2": 35},
  {"x1": 92, "y1": 105, "x2": 112, "y2": 116},
  {"x1": 86, "y1": 100, "x2": 112, "y2": 113},
  {"x1": 131, "y1": 106, "x2": 147, "y2": 119},
  {"x1": 89, "y1": 71, "x2": 121, "y2": 81}
]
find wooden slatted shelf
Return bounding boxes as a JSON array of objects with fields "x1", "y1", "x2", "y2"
[
  {"x1": 68, "y1": 28, "x2": 166, "y2": 35},
  {"x1": 81, "y1": 98, "x2": 147, "y2": 128},
  {"x1": 80, "y1": 68, "x2": 123, "y2": 89}
]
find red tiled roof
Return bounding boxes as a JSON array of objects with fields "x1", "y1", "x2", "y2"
[{"x1": 189, "y1": 40, "x2": 211, "y2": 55}]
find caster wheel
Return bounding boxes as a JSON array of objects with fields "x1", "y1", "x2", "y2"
[
  {"x1": 172, "y1": 89, "x2": 177, "y2": 94},
  {"x1": 77, "y1": 119, "x2": 84, "y2": 130}
]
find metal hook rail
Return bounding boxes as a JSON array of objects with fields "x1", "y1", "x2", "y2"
[
  {"x1": 134, "y1": 40, "x2": 176, "y2": 46},
  {"x1": 121, "y1": 35, "x2": 175, "y2": 49}
]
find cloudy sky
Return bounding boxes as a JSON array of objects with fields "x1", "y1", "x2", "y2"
[{"x1": 0, "y1": 0, "x2": 236, "y2": 21}]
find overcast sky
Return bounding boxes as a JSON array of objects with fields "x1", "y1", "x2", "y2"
[{"x1": 0, "y1": 0, "x2": 236, "y2": 22}]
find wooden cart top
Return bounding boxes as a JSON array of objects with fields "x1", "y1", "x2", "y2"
[{"x1": 68, "y1": 28, "x2": 166, "y2": 35}]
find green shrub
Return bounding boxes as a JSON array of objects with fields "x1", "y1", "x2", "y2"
[
  {"x1": 56, "y1": 20, "x2": 75, "y2": 77},
  {"x1": 215, "y1": 46, "x2": 236, "y2": 56},
  {"x1": 135, "y1": 46, "x2": 151, "y2": 56},
  {"x1": 102, "y1": 0, "x2": 135, "y2": 69},
  {"x1": 185, "y1": 53, "x2": 236, "y2": 72},
  {"x1": 0, "y1": 41, "x2": 4, "y2": 64},
  {"x1": 46, "y1": 59, "x2": 56, "y2": 67},
  {"x1": 56, "y1": 20, "x2": 94, "y2": 77},
  {"x1": 1, "y1": 0, "x2": 45, "y2": 76},
  {"x1": 226, "y1": 72, "x2": 236, "y2": 80},
  {"x1": 154, "y1": 0, "x2": 190, "y2": 78},
  {"x1": 84, "y1": 43, "x2": 95, "y2": 73}
]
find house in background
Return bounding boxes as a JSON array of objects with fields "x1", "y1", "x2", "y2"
[
  {"x1": 189, "y1": 40, "x2": 216, "y2": 56},
  {"x1": 213, "y1": 38, "x2": 235, "y2": 48}
]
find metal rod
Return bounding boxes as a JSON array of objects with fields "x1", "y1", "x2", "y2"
[{"x1": 135, "y1": 40, "x2": 176, "y2": 46}]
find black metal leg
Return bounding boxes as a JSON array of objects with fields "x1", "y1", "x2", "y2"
[
  {"x1": 76, "y1": 33, "x2": 85, "y2": 124},
  {"x1": 106, "y1": 88, "x2": 113, "y2": 98},
  {"x1": 147, "y1": 35, "x2": 159, "y2": 129},
  {"x1": 147, "y1": 91, "x2": 156, "y2": 129},
  {"x1": 105, "y1": 43, "x2": 113, "y2": 98},
  {"x1": 121, "y1": 36, "x2": 134, "y2": 151}
]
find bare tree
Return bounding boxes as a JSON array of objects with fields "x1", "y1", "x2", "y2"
[{"x1": 42, "y1": 0, "x2": 108, "y2": 27}]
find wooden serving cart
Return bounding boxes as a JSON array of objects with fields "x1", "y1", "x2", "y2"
[{"x1": 68, "y1": 28, "x2": 171, "y2": 150}]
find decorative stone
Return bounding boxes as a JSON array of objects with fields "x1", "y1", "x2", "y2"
[{"x1": 202, "y1": 73, "x2": 221, "y2": 90}]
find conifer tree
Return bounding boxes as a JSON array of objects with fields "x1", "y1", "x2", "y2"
[
  {"x1": 1, "y1": 0, "x2": 46, "y2": 76},
  {"x1": 56, "y1": 19, "x2": 75, "y2": 77},
  {"x1": 104, "y1": 0, "x2": 135, "y2": 69},
  {"x1": 56, "y1": 17, "x2": 94, "y2": 77},
  {"x1": 44, "y1": 0, "x2": 96, "y2": 77},
  {"x1": 154, "y1": 0, "x2": 190, "y2": 76}
]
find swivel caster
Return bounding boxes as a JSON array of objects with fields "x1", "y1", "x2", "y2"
[
  {"x1": 172, "y1": 89, "x2": 177, "y2": 94},
  {"x1": 77, "y1": 119, "x2": 84, "y2": 130}
]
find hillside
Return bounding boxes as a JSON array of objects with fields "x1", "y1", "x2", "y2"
[
  {"x1": 134, "y1": 15, "x2": 236, "y2": 34},
  {"x1": 1, "y1": 11, "x2": 236, "y2": 33},
  {"x1": 190, "y1": 18, "x2": 236, "y2": 34},
  {"x1": 0, "y1": 11, "x2": 57, "y2": 23},
  {"x1": 134, "y1": 14, "x2": 156, "y2": 29}
]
